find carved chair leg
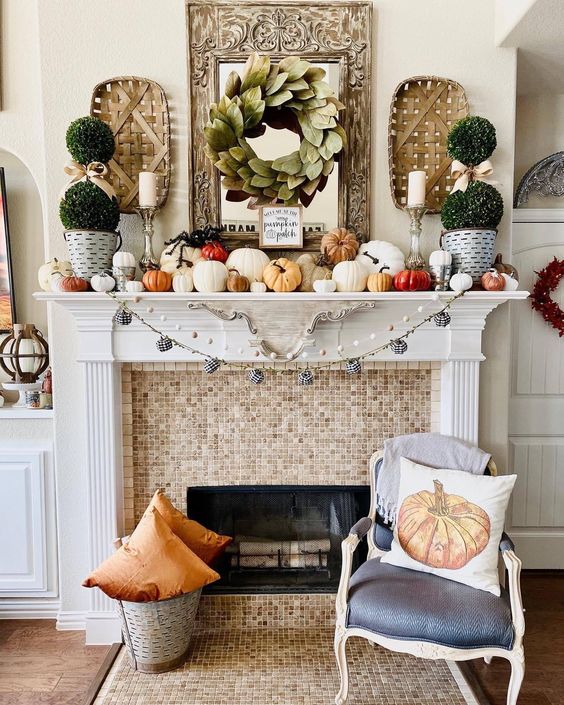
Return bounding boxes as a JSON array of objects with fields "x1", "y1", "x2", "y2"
[
  {"x1": 506, "y1": 647, "x2": 525, "y2": 705},
  {"x1": 484, "y1": 655, "x2": 493, "y2": 664},
  {"x1": 334, "y1": 631, "x2": 350, "y2": 705}
]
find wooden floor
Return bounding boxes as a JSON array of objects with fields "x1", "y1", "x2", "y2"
[{"x1": 0, "y1": 573, "x2": 562, "y2": 705}]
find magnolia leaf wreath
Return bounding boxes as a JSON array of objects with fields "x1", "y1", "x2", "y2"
[
  {"x1": 531, "y1": 257, "x2": 564, "y2": 337},
  {"x1": 203, "y1": 52, "x2": 346, "y2": 208}
]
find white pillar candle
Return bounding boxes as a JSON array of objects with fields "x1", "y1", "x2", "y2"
[
  {"x1": 138, "y1": 171, "x2": 157, "y2": 207},
  {"x1": 407, "y1": 170, "x2": 426, "y2": 206},
  {"x1": 18, "y1": 338, "x2": 36, "y2": 374}
]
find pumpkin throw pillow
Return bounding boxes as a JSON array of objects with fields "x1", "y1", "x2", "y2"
[
  {"x1": 82, "y1": 506, "x2": 220, "y2": 602},
  {"x1": 146, "y1": 489, "x2": 232, "y2": 565},
  {"x1": 381, "y1": 458, "x2": 516, "y2": 595}
]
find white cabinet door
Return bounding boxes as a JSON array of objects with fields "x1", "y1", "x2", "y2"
[
  {"x1": 509, "y1": 212, "x2": 564, "y2": 567},
  {"x1": 0, "y1": 446, "x2": 53, "y2": 592}
]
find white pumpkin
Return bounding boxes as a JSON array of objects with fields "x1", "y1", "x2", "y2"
[
  {"x1": 38, "y1": 258, "x2": 73, "y2": 291},
  {"x1": 91, "y1": 272, "x2": 116, "y2": 292},
  {"x1": 112, "y1": 251, "x2": 136, "y2": 268},
  {"x1": 313, "y1": 279, "x2": 337, "y2": 293},
  {"x1": 226, "y1": 247, "x2": 270, "y2": 282},
  {"x1": 356, "y1": 240, "x2": 405, "y2": 275},
  {"x1": 193, "y1": 260, "x2": 228, "y2": 292},
  {"x1": 125, "y1": 280, "x2": 144, "y2": 293},
  {"x1": 429, "y1": 249, "x2": 452, "y2": 266},
  {"x1": 449, "y1": 271, "x2": 473, "y2": 292},
  {"x1": 172, "y1": 268, "x2": 194, "y2": 292},
  {"x1": 501, "y1": 273, "x2": 519, "y2": 291},
  {"x1": 250, "y1": 281, "x2": 267, "y2": 293},
  {"x1": 332, "y1": 261, "x2": 368, "y2": 292},
  {"x1": 160, "y1": 244, "x2": 202, "y2": 274}
]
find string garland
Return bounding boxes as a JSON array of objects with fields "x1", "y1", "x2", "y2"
[{"x1": 106, "y1": 290, "x2": 465, "y2": 383}]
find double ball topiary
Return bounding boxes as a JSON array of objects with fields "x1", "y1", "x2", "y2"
[
  {"x1": 447, "y1": 115, "x2": 497, "y2": 165},
  {"x1": 60, "y1": 181, "x2": 120, "y2": 232},
  {"x1": 66, "y1": 116, "x2": 115, "y2": 165},
  {"x1": 441, "y1": 180, "x2": 504, "y2": 230}
]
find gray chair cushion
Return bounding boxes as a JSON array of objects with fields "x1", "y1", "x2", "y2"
[{"x1": 346, "y1": 558, "x2": 514, "y2": 650}]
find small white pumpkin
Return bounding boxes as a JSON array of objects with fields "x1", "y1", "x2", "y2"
[
  {"x1": 112, "y1": 251, "x2": 136, "y2": 268},
  {"x1": 90, "y1": 272, "x2": 116, "y2": 292},
  {"x1": 38, "y1": 258, "x2": 73, "y2": 291},
  {"x1": 501, "y1": 273, "x2": 519, "y2": 291},
  {"x1": 356, "y1": 240, "x2": 405, "y2": 275},
  {"x1": 429, "y1": 250, "x2": 452, "y2": 266},
  {"x1": 449, "y1": 271, "x2": 473, "y2": 292},
  {"x1": 125, "y1": 280, "x2": 144, "y2": 293},
  {"x1": 313, "y1": 279, "x2": 337, "y2": 293},
  {"x1": 160, "y1": 245, "x2": 202, "y2": 274},
  {"x1": 225, "y1": 247, "x2": 270, "y2": 282},
  {"x1": 250, "y1": 281, "x2": 267, "y2": 293},
  {"x1": 332, "y1": 261, "x2": 368, "y2": 292},
  {"x1": 193, "y1": 260, "x2": 228, "y2": 292},
  {"x1": 172, "y1": 268, "x2": 194, "y2": 293}
]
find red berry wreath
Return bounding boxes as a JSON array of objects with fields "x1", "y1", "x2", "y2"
[{"x1": 531, "y1": 257, "x2": 564, "y2": 336}]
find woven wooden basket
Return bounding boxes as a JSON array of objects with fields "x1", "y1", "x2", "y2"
[
  {"x1": 117, "y1": 589, "x2": 201, "y2": 673},
  {"x1": 388, "y1": 76, "x2": 469, "y2": 213},
  {"x1": 90, "y1": 76, "x2": 170, "y2": 213}
]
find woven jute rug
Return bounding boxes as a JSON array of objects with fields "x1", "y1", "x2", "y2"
[{"x1": 94, "y1": 628, "x2": 481, "y2": 705}]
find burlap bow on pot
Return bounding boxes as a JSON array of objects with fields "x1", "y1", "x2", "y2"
[
  {"x1": 59, "y1": 160, "x2": 117, "y2": 201},
  {"x1": 450, "y1": 159, "x2": 493, "y2": 194}
]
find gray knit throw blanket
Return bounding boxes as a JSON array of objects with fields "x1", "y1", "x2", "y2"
[{"x1": 375, "y1": 432, "x2": 491, "y2": 527}]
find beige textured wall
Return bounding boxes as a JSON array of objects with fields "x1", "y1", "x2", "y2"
[{"x1": 0, "y1": 0, "x2": 518, "y2": 621}]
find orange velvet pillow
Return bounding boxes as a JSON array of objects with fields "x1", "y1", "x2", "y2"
[
  {"x1": 82, "y1": 506, "x2": 219, "y2": 602},
  {"x1": 146, "y1": 489, "x2": 232, "y2": 565}
]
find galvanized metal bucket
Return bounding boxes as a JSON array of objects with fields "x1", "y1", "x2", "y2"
[
  {"x1": 64, "y1": 229, "x2": 122, "y2": 281},
  {"x1": 440, "y1": 229, "x2": 496, "y2": 284}
]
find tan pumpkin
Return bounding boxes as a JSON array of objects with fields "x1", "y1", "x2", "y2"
[
  {"x1": 493, "y1": 253, "x2": 519, "y2": 281},
  {"x1": 263, "y1": 258, "x2": 302, "y2": 292},
  {"x1": 398, "y1": 479, "x2": 491, "y2": 570},
  {"x1": 296, "y1": 253, "x2": 332, "y2": 292},
  {"x1": 142, "y1": 268, "x2": 172, "y2": 292},
  {"x1": 367, "y1": 266, "x2": 393, "y2": 292},
  {"x1": 481, "y1": 269, "x2": 505, "y2": 292},
  {"x1": 226, "y1": 268, "x2": 250, "y2": 292},
  {"x1": 321, "y1": 228, "x2": 359, "y2": 264}
]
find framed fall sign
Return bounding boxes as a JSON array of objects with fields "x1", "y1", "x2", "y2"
[{"x1": 259, "y1": 206, "x2": 303, "y2": 249}]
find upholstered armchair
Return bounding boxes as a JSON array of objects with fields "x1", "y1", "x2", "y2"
[{"x1": 335, "y1": 451, "x2": 525, "y2": 705}]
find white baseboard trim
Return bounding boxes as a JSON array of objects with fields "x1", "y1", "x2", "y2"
[
  {"x1": 56, "y1": 610, "x2": 87, "y2": 631},
  {"x1": 0, "y1": 597, "x2": 61, "y2": 620},
  {"x1": 446, "y1": 661, "x2": 481, "y2": 705}
]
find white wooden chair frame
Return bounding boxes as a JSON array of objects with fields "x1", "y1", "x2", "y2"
[{"x1": 334, "y1": 452, "x2": 525, "y2": 705}]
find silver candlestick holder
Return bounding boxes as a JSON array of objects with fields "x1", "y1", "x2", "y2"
[
  {"x1": 404, "y1": 204, "x2": 427, "y2": 270},
  {"x1": 135, "y1": 206, "x2": 160, "y2": 272}
]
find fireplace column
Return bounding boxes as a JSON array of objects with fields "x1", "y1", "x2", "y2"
[
  {"x1": 83, "y1": 360, "x2": 123, "y2": 644},
  {"x1": 440, "y1": 360, "x2": 480, "y2": 445}
]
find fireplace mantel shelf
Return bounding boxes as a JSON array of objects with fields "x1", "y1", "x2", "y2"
[{"x1": 35, "y1": 289, "x2": 528, "y2": 365}]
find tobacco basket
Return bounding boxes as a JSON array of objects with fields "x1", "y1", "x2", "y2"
[
  {"x1": 90, "y1": 76, "x2": 170, "y2": 213},
  {"x1": 389, "y1": 76, "x2": 469, "y2": 213}
]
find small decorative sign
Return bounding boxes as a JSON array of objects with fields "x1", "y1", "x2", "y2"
[{"x1": 259, "y1": 206, "x2": 303, "y2": 249}]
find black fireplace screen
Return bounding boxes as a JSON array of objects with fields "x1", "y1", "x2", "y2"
[{"x1": 187, "y1": 485, "x2": 370, "y2": 594}]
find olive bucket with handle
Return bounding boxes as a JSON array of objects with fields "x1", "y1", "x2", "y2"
[
  {"x1": 64, "y1": 229, "x2": 122, "y2": 281},
  {"x1": 440, "y1": 229, "x2": 496, "y2": 284}
]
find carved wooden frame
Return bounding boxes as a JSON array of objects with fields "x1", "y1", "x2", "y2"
[{"x1": 186, "y1": 0, "x2": 372, "y2": 251}]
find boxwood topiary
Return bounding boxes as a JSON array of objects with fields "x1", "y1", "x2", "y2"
[
  {"x1": 447, "y1": 115, "x2": 497, "y2": 165},
  {"x1": 441, "y1": 180, "x2": 504, "y2": 230},
  {"x1": 60, "y1": 181, "x2": 120, "y2": 231},
  {"x1": 66, "y1": 116, "x2": 115, "y2": 165}
]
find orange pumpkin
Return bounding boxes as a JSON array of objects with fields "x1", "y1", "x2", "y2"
[
  {"x1": 398, "y1": 479, "x2": 491, "y2": 570},
  {"x1": 367, "y1": 266, "x2": 393, "y2": 292},
  {"x1": 142, "y1": 268, "x2": 172, "y2": 292},
  {"x1": 481, "y1": 269, "x2": 505, "y2": 292},
  {"x1": 321, "y1": 228, "x2": 359, "y2": 264},
  {"x1": 262, "y1": 258, "x2": 302, "y2": 292},
  {"x1": 59, "y1": 275, "x2": 89, "y2": 292}
]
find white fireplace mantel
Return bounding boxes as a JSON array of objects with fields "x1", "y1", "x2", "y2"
[{"x1": 36, "y1": 289, "x2": 527, "y2": 644}]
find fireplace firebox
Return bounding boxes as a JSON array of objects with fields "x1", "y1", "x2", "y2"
[{"x1": 187, "y1": 485, "x2": 370, "y2": 594}]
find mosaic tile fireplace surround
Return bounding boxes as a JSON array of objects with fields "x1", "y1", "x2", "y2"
[{"x1": 121, "y1": 362, "x2": 440, "y2": 626}]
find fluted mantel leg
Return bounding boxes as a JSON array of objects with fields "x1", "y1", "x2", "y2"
[
  {"x1": 84, "y1": 361, "x2": 123, "y2": 644},
  {"x1": 440, "y1": 360, "x2": 480, "y2": 445}
]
